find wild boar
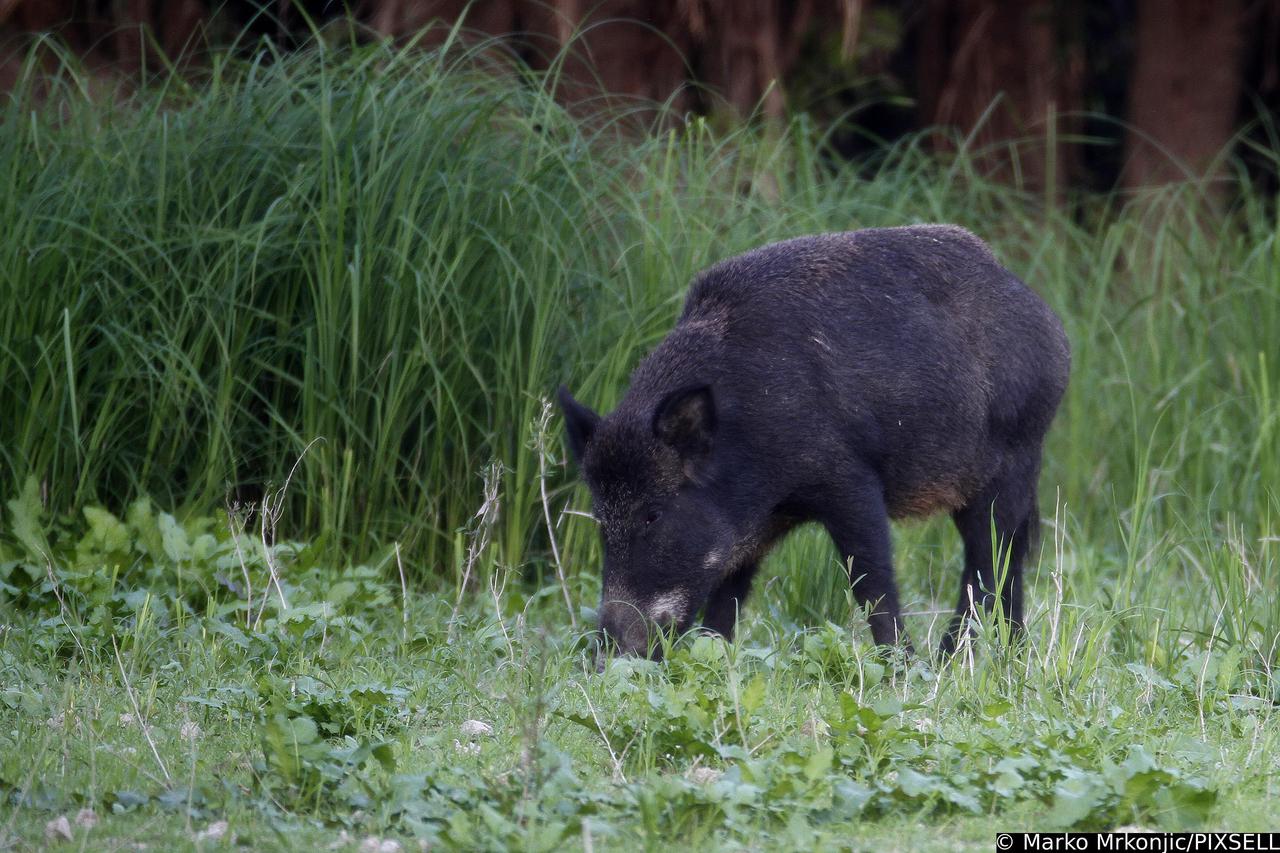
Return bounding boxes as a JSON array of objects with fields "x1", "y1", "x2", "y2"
[{"x1": 559, "y1": 225, "x2": 1069, "y2": 658}]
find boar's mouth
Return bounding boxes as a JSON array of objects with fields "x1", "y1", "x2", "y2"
[
  {"x1": 646, "y1": 590, "x2": 689, "y2": 625},
  {"x1": 598, "y1": 593, "x2": 689, "y2": 660}
]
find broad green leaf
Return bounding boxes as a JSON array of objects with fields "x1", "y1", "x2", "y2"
[
  {"x1": 81, "y1": 506, "x2": 131, "y2": 556},
  {"x1": 127, "y1": 498, "x2": 165, "y2": 560},
  {"x1": 1153, "y1": 782, "x2": 1217, "y2": 830},
  {"x1": 327, "y1": 580, "x2": 358, "y2": 606},
  {"x1": 991, "y1": 757, "x2": 1028, "y2": 797},
  {"x1": 7, "y1": 476, "x2": 48, "y2": 560},
  {"x1": 831, "y1": 779, "x2": 873, "y2": 815},
  {"x1": 896, "y1": 767, "x2": 937, "y2": 798},
  {"x1": 158, "y1": 512, "x2": 192, "y2": 563},
  {"x1": 1046, "y1": 774, "x2": 1103, "y2": 828},
  {"x1": 739, "y1": 674, "x2": 766, "y2": 716},
  {"x1": 803, "y1": 744, "x2": 833, "y2": 780}
]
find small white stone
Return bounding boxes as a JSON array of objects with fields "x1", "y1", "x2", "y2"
[
  {"x1": 359, "y1": 837, "x2": 402, "y2": 853},
  {"x1": 687, "y1": 766, "x2": 722, "y2": 784},
  {"x1": 180, "y1": 721, "x2": 202, "y2": 740},
  {"x1": 194, "y1": 820, "x2": 227, "y2": 842},
  {"x1": 46, "y1": 712, "x2": 65, "y2": 729},
  {"x1": 116, "y1": 712, "x2": 153, "y2": 735},
  {"x1": 453, "y1": 738, "x2": 481, "y2": 756},
  {"x1": 44, "y1": 816, "x2": 73, "y2": 842},
  {"x1": 74, "y1": 808, "x2": 98, "y2": 829},
  {"x1": 459, "y1": 719, "x2": 493, "y2": 738},
  {"x1": 800, "y1": 716, "x2": 830, "y2": 738}
]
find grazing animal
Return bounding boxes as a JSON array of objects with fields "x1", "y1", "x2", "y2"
[{"x1": 559, "y1": 226, "x2": 1070, "y2": 658}]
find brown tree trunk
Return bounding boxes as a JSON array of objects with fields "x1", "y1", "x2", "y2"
[
  {"x1": 524, "y1": 0, "x2": 693, "y2": 118},
  {"x1": 159, "y1": 0, "x2": 205, "y2": 60},
  {"x1": 524, "y1": 0, "x2": 838, "y2": 125},
  {"x1": 366, "y1": 0, "x2": 519, "y2": 44},
  {"x1": 0, "y1": 0, "x2": 22, "y2": 27},
  {"x1": 918, "y1": 0, "x2": 1082, "y2": 192},
  {"x1": 698, "y1": 0, "x2": 806, "y2": 121},
  {"x1": 1122, "y1": 0, "x2": 1244, "y2": 189},
  {"x1": 114, "y1": 0, "x2": 152, "y2": 72}
]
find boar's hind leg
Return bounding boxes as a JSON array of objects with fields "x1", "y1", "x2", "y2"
[
  {"x1": 822, "y1": 478, "x2": 913, "y2": 651},
  {"x1": 701, "y1": 563, "x2": 760, "y2": 640},
  {"x1": 940, "y1": 447, "x2": 1041, "y2": 657}
]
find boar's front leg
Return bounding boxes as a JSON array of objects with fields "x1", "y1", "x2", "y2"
[
  {"x1": 939, "y1": 446, "x2": 1040, "y2": 657},
  {"x1": 701, "y1": 563, "x2": 760, "y2": 640},
  {"x1": 821, "y1": 476, "x2": 913, "y2": 652}
]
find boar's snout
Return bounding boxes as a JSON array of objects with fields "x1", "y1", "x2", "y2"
[{"x1": 599, "y1": 598, "x2": 659, "y2": 659}]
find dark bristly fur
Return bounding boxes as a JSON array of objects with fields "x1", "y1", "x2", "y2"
[{"x1": 560, "y1": 225, "x2": 1070, "y2": 658}]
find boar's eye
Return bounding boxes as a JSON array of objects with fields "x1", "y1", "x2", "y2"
[{"x1": 645, "y1": 509, "x2": 663, "y2": 526}]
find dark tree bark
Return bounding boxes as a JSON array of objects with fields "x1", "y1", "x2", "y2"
[
  {"x1": 525, "y1": 0, "x2": 694, "y2": 118},
  {"x1": 918, "y1": 0, "x2": 1083, "y2": 191},
  {"x1": 17, "y1": 0, "x2": 72, "y2": 31},
  {"x1": 366, "y1": 0, "x2": 520, "y2": 45},
  {"x1": 1122, "y1": 0, "x2": 1245, "y2": 189},
  {"x1": 159, "y1": 0, "x2": 206, "y2": 59},
  {"x1": 362, "y1": 1, "x2": 693, "y2": 116},
  {"x1": 523, "y1": 1, "x2": 848, "y2": 124},
  {"x1": 0, "y1": 0, "x2": 852, "y2": 130},
  {"x1": 697, "y1": 0, "x2": 805, "y2": 120},
  {"x1": 0, "y1": 0, "x2": 21, "y2": 27}
]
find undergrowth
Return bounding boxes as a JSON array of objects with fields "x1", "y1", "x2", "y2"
[{"x1": 1, "y1": 493, "x2": 1274, "y2": 849}]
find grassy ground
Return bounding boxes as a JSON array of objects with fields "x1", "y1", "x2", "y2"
[
  {"x1": 2, "y1": 38, "x2": 1279, "y2": 850},
  {"x1": 0, "y1": 497, "x2": 1276, "y2": 850}
]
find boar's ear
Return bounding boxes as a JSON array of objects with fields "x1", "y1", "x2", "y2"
[
  {"x1": 653, "y1": 385, "x2": 715, "y2": 461},
  {"x1": 557, "y1": 385, "x2": 600, "y2": 464}
]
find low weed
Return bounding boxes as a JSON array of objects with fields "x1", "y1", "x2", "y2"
[{"x1": 2, "y1": 487, "x2": 1276, "y2": 849}]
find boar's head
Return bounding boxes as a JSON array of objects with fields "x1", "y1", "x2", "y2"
[{"x1": 558, "y1": 384, "x2": 734, "y2": 658}]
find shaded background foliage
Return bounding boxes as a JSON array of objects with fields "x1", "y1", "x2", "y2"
[{"x1": 2, "y1": 0, "x2": 1280, "y2": 192}]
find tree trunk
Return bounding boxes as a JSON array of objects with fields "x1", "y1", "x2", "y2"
[
  {"x1": 114, "y1": 0, "x2": 152, "y2": 72},
  {"x1": 524, "y1": 0, "x2": 693, "y2": 119},
  {"x1": 698, "y1": 0, "x2": 801, "y2": 121},
  {"x1": 918, "y1": 0, "x2": 1082, "y2": 192},
  {"x1": 366, "y1": 0, "x2": 519, "y2": 44},
  {"x1": 1122, "y1": 0, "x2": 1244, "y2": 189},
  {"x1": 159, "y1": 0, "x2": 206, "y2": 60}
]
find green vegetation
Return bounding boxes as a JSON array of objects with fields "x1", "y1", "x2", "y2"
[
  {"x1": 2, "y1": 490, "x2": 1274, "y2": 849},
  {"x1": 1, "y1": 40, "x2": 1278, "y2": 849}
]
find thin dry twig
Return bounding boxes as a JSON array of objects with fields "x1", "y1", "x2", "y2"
[
  {"x1": 224, "y1": 506, "x2": 255, "y2": 629},
  {"x1": 449, "y1": 461, "x2": 502, "y2": 637},
  {"x1": 577, "y1": 682, "x2": 626, "y2": 784},
  {"x1": 532, "y1": 399, "x2": 577, "y2": 629},
  {"x1": 41, "y1": 552, "x2": 89, "y2": 662},
  {"x1": 251, "y1": 437, "x2": 325, "y2": 626},
  {"x1": 489, "y1": 557, "x2": 518, "y2": 662},
  {"x1": 113, "y1": 637, "x2": 171, "y2": 784},
  {"x1": 395, "y1": 541, "x2": 409, "y2": 642}
]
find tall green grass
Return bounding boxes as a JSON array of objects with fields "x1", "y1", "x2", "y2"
[{"x1": 1, "y1": 39, "x2": 1277, "y2": 669}]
